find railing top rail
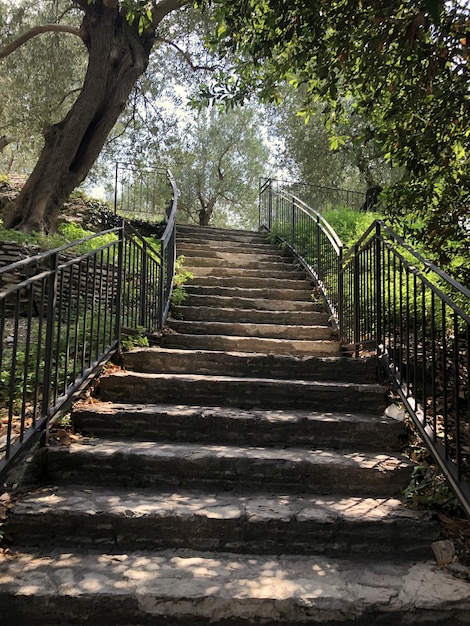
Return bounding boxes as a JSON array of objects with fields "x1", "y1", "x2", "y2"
[
  {"x1": 342, "y1": 219, "x2": 470, "y2": 304},
  {"x1": 261, "y1": 176, "x2": 365, "y2": 199},
  {"x1": 378, "y1": 220, "x2": 470, "y2": 302},
  {"x1": 277, "y1": 190, "x2": 343, "y2": 254},
  {"x1": 341, "y1": 219, "x2": 377, "y2": 263},
  {"x1": 123, "y1": 220, "x2": 163, "y2": 261},
  {"x1": 0, "y1": 226, "x2": 121, "y2": 276}
]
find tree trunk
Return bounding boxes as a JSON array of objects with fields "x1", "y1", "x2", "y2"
[
  {"x1": 4, "y1": 3, "x2": 154, "y2": 233},
  {"x1": 198, "y1": 206, "x2": 213, "y2": 226}
]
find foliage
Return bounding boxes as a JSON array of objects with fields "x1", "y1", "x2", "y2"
[
  {"x1": 58, "y1": 222, "x2": 118, "y2": 253},
  {"x1": 203, "y1": 0, "x2": 470, "y2": 283},
  {"x1": 171, "y1": 255, "x2": 193, "y2": 305},
  {"x1": 404, "y1": 464, "x2": 463, "y2": 517},
  {"x1": 321, "y1": 208, "x2": 382, "y2": 250},
  {"x1": 0, "y1": 215, "x2": 118, "y2": 254},
  {"x1": 121, "y1": 331, "x2": 150, "y2": 351},
  {"x1": 0, "y1": 222, "x2": 65, "y2": 250},
  {"x1": 0, "y1": 0, "x2": 87, "y2": 172},
  {"x1": 267, "y1": 89, "x2": 401, "y2": 192}
]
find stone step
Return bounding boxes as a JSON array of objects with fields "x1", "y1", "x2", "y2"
[
  {"x1": 182, "y1": 252, "x2": 287, "y2": 265},
  {"x1": 186, "y1": 265, "x2": 306, "y2": 280},
  {"x1": 122, "y1": 348, "x2": 375, "y2": 383},
  {"x1": 177, "y1": 224, "x2": 266, "y2": 242},
  {"x1": 177, "y1": 241, "x2": 281, "y2": 256},
  {"x1": 7, "y1": 486, "x2": 439, "y2": 558},
  {"x1": 182, "y1": 293, "x2": 321, "y2": 312},
  {"x1": 184, "y1": 285, "x2": 312, "y2": 301},
  {"x1": 45, "y1": 439, "x2": 412, "y2": 496},
  {"x1": 99, "y1": 371, "x2": 385, "y2": 413},
  {"x1": 2, "y1": 547, "x2": 468, "y2": 625},
  {"x1": 187, "y1": 275, "x2": 311, "y2": 291},
  {"x1": 72, "y1": 402, "x2": 405, "y2": 451},
  {"x1": 160, "y1": 332, "x2": 341, "y2": 356},
  {"x1": 185, "y1": 257, "x2": 292, "y2": 270},
  {"x1": 165, "y1": 320, "x2": 336, "y2": 341},
  {"x1": 171, "y1": 305, "x2": 328, "y2": 325}
]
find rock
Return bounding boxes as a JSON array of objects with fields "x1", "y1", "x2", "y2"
[{"x1": 432, "y1": 539, "x2": 456, "y2": 565}]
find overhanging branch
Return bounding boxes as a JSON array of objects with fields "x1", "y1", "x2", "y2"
[
  {"x1": 0, "y1": 24, "x2": 83, "y2": 59},
  {"x1": 151, "y1": 0, "x2": 190, "y2": 28},
  {"x1": 157, "y1": 37, "x2": 218, "y2": 71}
]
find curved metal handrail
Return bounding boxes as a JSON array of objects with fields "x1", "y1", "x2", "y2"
[
  {"x1": 282, "y1": 191, "x2": 343, "y2": 254},
  {"x1": 259, "y1": 180, "x2": 344, "y2": 326}
]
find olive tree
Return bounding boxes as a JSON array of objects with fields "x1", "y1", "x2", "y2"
[{"x1": 1, "y1": 0, "x2": 190, "y2": 232}]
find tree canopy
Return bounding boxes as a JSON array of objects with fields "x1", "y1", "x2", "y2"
[
  {"x1": 1, "y1": 0, "x2": 469, "y2": 286},
  {"x1": 201, "y1": 0, "x2": 470, "y2": 282},
  {"x1": 0, "y1": 0, "x2": 191, "y2": 233},
  {"x1": 170, "y1": 106, "x2": 269, "y2": 227}
]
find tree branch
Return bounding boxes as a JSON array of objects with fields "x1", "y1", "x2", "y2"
[
  {"x1": 157, "y1": 36, "x2": 218, "y2": 71},
  {"x1": 0, "y1": 136, "x2": 14, "y2": 153},
  {"x1": 54, "y1": 87, "x2": 83, "y2": 110},
  {"x1": 0, "y1": 24, "x2": 83, "y2": 59},
  {"x1": 151, "y1": 0, "x2": 190, "y2": 28}
]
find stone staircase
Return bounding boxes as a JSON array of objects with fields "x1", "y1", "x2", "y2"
[{"x1": 1, "y1": 224, "x2": 469, "y2": 624}]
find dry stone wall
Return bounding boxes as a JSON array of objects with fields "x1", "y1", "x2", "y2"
[{"x1": 0, "y1": 240, "x2": 118, "y2": 317}]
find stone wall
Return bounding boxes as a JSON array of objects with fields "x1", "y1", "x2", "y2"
[{"x1": 0, "y1": 240, "x2": 118, "y2": 317}]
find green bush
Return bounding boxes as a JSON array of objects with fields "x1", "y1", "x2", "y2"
[
  {"x1": 321, "y1": 207, "x2": 383, "y2": 250},
  {"x1": 170, "y1": 256, "x2": 194, "y2": 306}
]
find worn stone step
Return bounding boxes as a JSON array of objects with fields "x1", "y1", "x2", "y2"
[
  {"x1": 7, "y1": 486, "x2": 439, "y2": 558},
  {"x1": 185, "y1": 257, "x2": 292, "y2": 270},
  {"x1": 181, "y1": 252, "x2": 287, "y2": 266},
  {"x1": 45, "y1": 439, "x2": 412, "y2": 496},
  {"x1": 72, "y1": 402, "x2": 405, "y2": 451},
  {"x1": 165, "y1": 320, "x2": 336, "y2": 341},
  {"x1": 186, "y1": 265, "x2": 306, "y2": 280},
  {"x1": 161, "y1": 333, "x2": 341, "y2": 356},
  {"x1": 2, "y1": 547, "x2": 469, "y2": 626},
  {"x1": 100, "y1": 371, "x2": 384, "y2": 413},
  {"x1": 177, "y1": 241, "x2": 281, "y2": 256},
  {"x1": 171, "y1": 305, "x2": 328, "y2": 325},
  {"x1": 122, "y1": 348, "x2": 376, "y2": 383},
  {"x1": 185, "y1": 285, "x2": 312, "y2": 301},
  {"x1": 177, "y1": 224, "x2": 266, "y2": 242},
  {"x1": 187, "y1": 275, "x2": 311, "y2": 291},
  {"x1": 182, "y1": 293, "x2": 322, "y2": 312}
]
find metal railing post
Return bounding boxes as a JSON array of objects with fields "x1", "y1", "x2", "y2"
[
  {"x1": 375, "y1": 222, "x2": 382, "y2": 354},
  {"x1": 291, "y1": 197, "x2": 296, "y2": 245},
  {"x1": 353, "y1": 242, "x2": 361, "y2": 356},
  {"x1": 114, "y1": 163, "x2": 119, "y2": 214},
  {"x1": 157, "y1": 251, "x2": 165, "y2": 332},
  {"x1": 316, "y1": 215, "x2": 321, "y2": 281},
  {"x1": 338, "y1": 247, "x2": 344, "y2": 341},
  {"x1": 42, "y1": 250, "x2": 58, "y2": 437},
  {"x1": 140, "y1": 238, "x2": 148, "y2": 328},
  {"x1": 268, "y1": 180, "x2": 273, "y2": 231},
  {"x1": 115, "y1": 219, "x2": 125, "y2": 346}
]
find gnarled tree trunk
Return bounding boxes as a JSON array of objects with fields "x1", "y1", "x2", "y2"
[{"x1": 4, "y1": 2, "x2": 156, "y2": 233}]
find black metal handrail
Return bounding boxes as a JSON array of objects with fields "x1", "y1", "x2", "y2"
[
  {"x1": 114, "y1": 163, "x2": 172, "y2": 222},
  {"x1": 259, "y1": 179, "x2": 344, "y2": 324},
  {"x1": 260, "y1": 177, "x2": 367, "y2": 213},
  {"x1": 260, "y1": 180, "x2": 469, "y2": 516},
  {"x1": 341, "y1": 220, "x2": 470, "y2": 516},
  {"x1": 0, "y1": 171, "x2": 177, "y2": 480},
  {"x1": 158, "y1": 170, "x2": 177, "y2": 330}
]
